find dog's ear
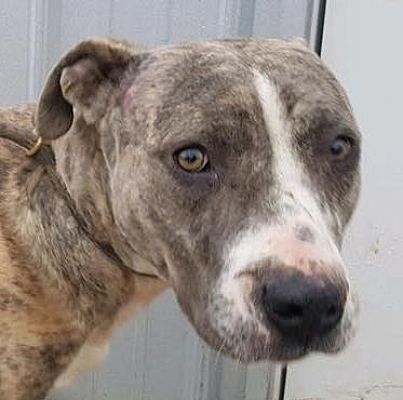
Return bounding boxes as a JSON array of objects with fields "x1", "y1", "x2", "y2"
[{"x1": 36, "y1": 38, "x2": 141, "y2": 141}]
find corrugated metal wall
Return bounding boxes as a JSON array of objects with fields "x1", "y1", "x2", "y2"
[{"x1": 0, "y1": 1, "x2": 318, "y2": 399}]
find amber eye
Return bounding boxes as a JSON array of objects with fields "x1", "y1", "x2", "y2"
[
  {"x1": 330, "y1": 136, "x2": 353, "y2": 161},
  {"x1": 175, "y1": 147, "x2": 209, "y2": 173}
]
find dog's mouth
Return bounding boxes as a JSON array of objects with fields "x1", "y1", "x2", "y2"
[
  {"x1": 199, "y1": 317, "x2": 355, "y2": 363},
  {"x1": 186, "y1": 291, "x2": 359, "y2": 363}
]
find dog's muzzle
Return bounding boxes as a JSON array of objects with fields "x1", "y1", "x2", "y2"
[{"x1": 218, "y1": 222, "x2": 354, "y2": 359}]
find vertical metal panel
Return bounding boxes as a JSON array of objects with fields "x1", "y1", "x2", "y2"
[
  {"x1": 252, "y1": 0, "x2": 314, "y2": 39},
  {"x1": 285, "y1": 1, "x2": 403, "y2": 399},
  {"x1": 0, "y1": 1, "x2": 30, "y2": 105},
  {"x1": 0, "y1": 1, "x2": 316, "y2": 399}
]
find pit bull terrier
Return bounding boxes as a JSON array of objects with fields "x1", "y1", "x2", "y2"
[{"x1": 0, "y1": 37, "x2": 361, "y2": 399}]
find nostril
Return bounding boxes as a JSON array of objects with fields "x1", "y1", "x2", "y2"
[
  {"x1": 272, "y1": 302, "x2": 304, "y2": 321},
  {"x1": 323, "y1": 303, "x2": 344, "y2": 326},
  {"x1": 326, "y1": 304, "x2": 338, "y2": 318},
  {"x1": 262, "y1": 284, "x2": 306, "y2": 328}
]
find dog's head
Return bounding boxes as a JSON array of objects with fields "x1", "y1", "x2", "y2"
[{"x1": 36, "y1": 38, "x2": 361, "y2": 362}]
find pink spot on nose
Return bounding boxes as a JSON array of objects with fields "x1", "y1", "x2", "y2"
[{"x1": 267, "y1": 228, "x2": 325, "y2": 274}]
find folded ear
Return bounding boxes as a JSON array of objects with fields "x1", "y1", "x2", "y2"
[{"x1": 36, "y1": 38, "x2": 143, "y2": 141}]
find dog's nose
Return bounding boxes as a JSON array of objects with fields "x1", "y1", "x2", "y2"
[{"x1": 261, "y1": 273, "x2": 347, "y2": 340}]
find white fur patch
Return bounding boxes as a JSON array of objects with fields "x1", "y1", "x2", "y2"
[
  {"x1": 253, "y1": 72, "x2": 327, "y2": 227},
  {"x1": 218, "y1": 73, "x2": 346, "y2": 321},
  {"x1": 250, "y1": 72, "x2": 340, "y2": 261}
]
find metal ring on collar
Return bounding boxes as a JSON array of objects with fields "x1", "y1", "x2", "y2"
[{"x1": 26, "y1": 136, "x2": 43, "y2": 157}]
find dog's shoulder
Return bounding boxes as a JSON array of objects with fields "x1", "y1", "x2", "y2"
[
  {"x1": 0, "y1": 104, "x2": 38, "y2": 160},
  {"x1": 0, "y1": 102, "x2": 36, "y2": 123},
  {"x1": 0, "y1": 103, "x2": 36, "y2": 136}
]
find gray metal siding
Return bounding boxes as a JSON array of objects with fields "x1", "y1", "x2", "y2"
[{"x1": 0, "y1": 1, "x2": 316, "y2": 399}]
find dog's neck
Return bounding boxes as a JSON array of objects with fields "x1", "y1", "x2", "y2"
[
  {"x1": 50, "y1": 117, "x2": 161, "y2": 278},
  {"x1": 0, "y1": 105, "x2": 166, "y2": 328},
  {"x1": 2, "y1": 151, "x2": 123, "y2": 326}
]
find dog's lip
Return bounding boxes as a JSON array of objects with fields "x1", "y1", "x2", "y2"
[
  {"x1": 192, "y1": 322, "x2": 346, "y2": 363},
  {"x1": 206, "y1": 321, "x2": 349, "y2": 363},
  {"x1": 203, "y1": 327, "x2": 309, "y2": 363},
  {"x1": 183, "y1": 288, "x2": 357, "y2": 363},
  {"x1": 233, "y1": 335, "x2": 345, "y2": 363},
  {"x1": 233, "y1": 341, "x2": 310, "y2": 363}
]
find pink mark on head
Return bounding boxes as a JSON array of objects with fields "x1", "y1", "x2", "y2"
[{"x1": 122, "y1": 83, "x2": 137, "y2": 114}]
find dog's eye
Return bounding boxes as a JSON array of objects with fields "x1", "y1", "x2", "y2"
[
  {"x1": 330, "y1": 136, "x2": 354, "y2": 161},
  {"x1": 175, "y1": 147, "x2": 209, "y2": 173}
]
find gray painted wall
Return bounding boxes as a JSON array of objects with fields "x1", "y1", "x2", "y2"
[{"x1": 0, "y1": 1, "x2": 317, "y2": 399}]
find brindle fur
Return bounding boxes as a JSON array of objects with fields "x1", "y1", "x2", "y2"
[
  {"x1": 0, "y1": 105, "x2": 167, "y2": 399},
  {"x1": 0, "y1": 37, "x2": 360, "y2": 399}
]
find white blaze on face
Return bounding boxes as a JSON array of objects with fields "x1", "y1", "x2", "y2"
[
  {"x1": 219, "y1": 72, "x2": 347, "y2": 322},
  {"x1": 253, "y1": 71, "x2": 332, "y2": 234}
]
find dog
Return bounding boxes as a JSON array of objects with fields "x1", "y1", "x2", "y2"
[{"x1": 0, "y1": 37, "x2": 361, "y2": 399}]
